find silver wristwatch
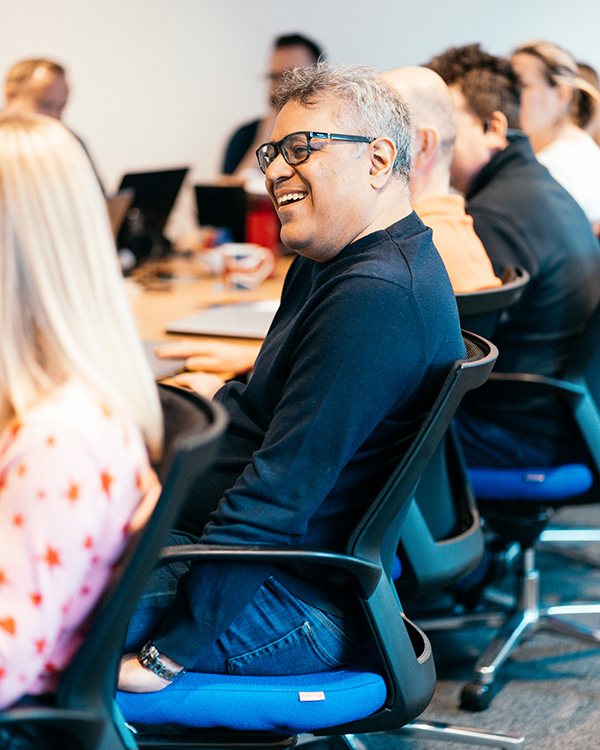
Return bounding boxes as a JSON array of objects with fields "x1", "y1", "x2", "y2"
[{"x1": 137, "y1": 641, "x2": 186, "y2": 682}]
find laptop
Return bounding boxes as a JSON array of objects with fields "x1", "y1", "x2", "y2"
[
  {"x1": 166, "y1": 300, "x2": 279, "y2": 340},
  {"x1": 106, "y1": 188, "x2": 135, "y2": 239},
  {"x1": 116, "y1": 166, "x2": 189, "y2": 260},
  {"x1": 143, "y1": 341, "x2": 187, "y2": 379},
  {"x1": 195, "y1": 184, "x2": 247, "y2": 242}
]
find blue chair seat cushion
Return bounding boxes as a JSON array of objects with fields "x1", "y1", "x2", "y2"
[
  {"x1": 116, "y1": 666, "x2": 387, "y2": 734},
  {"x1": 469, "y1": 463, "x2": 593, "y2": 502}
]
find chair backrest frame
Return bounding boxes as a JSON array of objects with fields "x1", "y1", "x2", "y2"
[
  {"x1": 456, "y1": 266, "x2": 529, "y2": 339},
  {"x1": 330, "y1": 331, "x2": 498, "y2": 735}
]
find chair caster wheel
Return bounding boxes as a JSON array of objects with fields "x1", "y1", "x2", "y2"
[{"x1": 460, "y1": 681, "x2": 495, "y2": 711}]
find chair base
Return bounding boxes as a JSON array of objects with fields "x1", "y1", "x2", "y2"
[
  {"x1": 459, "y1": 547, "x2": 600, "y2": 711},
  {"x1": 539, "y1": 527, "x2": 600, "y2": 567},
  {"x1": 133, "y1": 728, "x2": 298, "y2": 749},
  {"x1": 393, "y1": 720, "x2": 525, "y2": 748},
  {"x1": 297, "y1": 721, "x2": 526, "y2": 750}
]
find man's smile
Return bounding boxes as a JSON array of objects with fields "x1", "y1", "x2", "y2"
[{"x1": 276, "y1": 191, "x2": 309, "y2": 207}]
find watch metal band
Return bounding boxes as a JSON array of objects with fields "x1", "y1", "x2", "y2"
[{"x1": 138, "y1": 641, "x2": 186, "y2": 682}]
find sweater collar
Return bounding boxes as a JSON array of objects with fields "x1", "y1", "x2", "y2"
[{"x1": 320, "y1": 210, "x2": 425, "y2": 268}]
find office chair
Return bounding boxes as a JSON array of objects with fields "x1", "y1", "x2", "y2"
[
  {"x1": 387, "y1": 427, "x2": 523, "y2": 748},
  {"x1": 115, "y1": 332, "x2": 499, "y2": 750},
  {"x1": 455, "y1": 266, "x2": 530, "y2": 340},
  {"x1": 430, "y1": 300, "x2": 600, "y2": 711},
  {"x1": 0, "y1": 385, "x2": 228, "y2": 750}
]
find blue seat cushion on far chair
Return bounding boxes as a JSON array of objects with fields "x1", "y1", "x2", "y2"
[
  {"x1": 469, "y1": 463, "x2": 593, "y2": 502},
  {"x1": 116, "y1": 665, "x2": 387, "y2": 734}
]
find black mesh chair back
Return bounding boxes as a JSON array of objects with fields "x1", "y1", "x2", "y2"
[{"x1": 456, "y1": 266, "x2": 529, "y2": 339}]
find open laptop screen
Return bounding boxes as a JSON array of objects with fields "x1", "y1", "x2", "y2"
[{"x1": 118, "y1": 167, "x2": 189, "y2": 235}]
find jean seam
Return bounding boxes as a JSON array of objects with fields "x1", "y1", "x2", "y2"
[
  {"x1": 303, "y1": 621, "x2": 355, "y2": 668},
  {"x1": 301, "y1": 601, "x2": 363, "y2": 651}
]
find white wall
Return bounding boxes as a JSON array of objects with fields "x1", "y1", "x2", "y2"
[{"x1": 2, "y1": 0, "x2": 599, "y2": 232}]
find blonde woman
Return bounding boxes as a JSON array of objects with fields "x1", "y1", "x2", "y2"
[
  {"x1": 511, "y1": 41, "x2": 600, "y2": 230},
  {"x1": 0, "y1": 113, "x2": 163, "y2": 709}
]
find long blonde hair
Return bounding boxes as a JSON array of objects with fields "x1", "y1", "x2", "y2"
[{"x1": 0, "y1": 113, "x2": 162, "y2": 459}]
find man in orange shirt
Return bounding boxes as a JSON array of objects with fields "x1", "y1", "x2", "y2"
[{"x1": 382, "y1": 66, "x2": 500, "y2": 293}]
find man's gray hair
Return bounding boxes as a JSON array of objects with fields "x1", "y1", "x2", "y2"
[{"x1": 273, "y1": 63, "x2": 414, "y2": 184}]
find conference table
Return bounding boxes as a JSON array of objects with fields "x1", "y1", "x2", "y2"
[{"x1": 128, "y1": 250, "x2": 293, "y2": 376}]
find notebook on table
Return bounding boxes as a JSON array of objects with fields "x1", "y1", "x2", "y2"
[{"x1": 166, "y1": 300, "x2": 280, "y2": 340}]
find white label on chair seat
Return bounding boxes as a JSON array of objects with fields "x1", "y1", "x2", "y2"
[
  {"x1": 524, "y1": 473, "x2": 546, "y2": 482},
  {"x1": 298, "y1": 691, "x2": 326, "y2": 701}
]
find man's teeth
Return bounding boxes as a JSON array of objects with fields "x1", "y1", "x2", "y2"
[{"x1": 278, "y1": 193, "x2": 306, "y2": 206}]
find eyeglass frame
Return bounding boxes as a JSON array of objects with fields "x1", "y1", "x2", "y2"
[{"x1": 255, "y1": 131, "x2": 376, "y2": 174}]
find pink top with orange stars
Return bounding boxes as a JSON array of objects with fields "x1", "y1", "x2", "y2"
[{"x1": 0, "y1": 378, "x2": 155, "y2": 708}]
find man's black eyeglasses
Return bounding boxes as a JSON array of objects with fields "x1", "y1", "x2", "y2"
[{"x1": 256, "y1": 131, "x2": 375, "y2": 174}]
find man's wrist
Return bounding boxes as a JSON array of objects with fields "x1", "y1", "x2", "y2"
[{"x1": 137, "y1": 641, "x2": 186, "y2": 682}]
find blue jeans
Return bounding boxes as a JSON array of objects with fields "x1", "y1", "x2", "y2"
[{"x1": 126, "y1": 532, "x2": 371, "y2": 675}]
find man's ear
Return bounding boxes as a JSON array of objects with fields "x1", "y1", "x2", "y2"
[
  {"x1": 367, "y1": 137, "x2": 396, "y2": 187},
  {"x1": 5, "y1": 82, "x2": 17, "y2": 103},
  {"x1": 412, "y1": 127, "x2": 439, "y2": 170},
  {"x1": 483, "y1": 110, "x2": 508, "y2": 148}
]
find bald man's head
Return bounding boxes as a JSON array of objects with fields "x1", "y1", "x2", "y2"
[{"x1": 382, "y1": 66, "x2": 457, "y2": 165}]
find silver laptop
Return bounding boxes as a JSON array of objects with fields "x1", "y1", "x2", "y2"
[
  {"x1": 166, "y1": 300, "x2": 279, "y2": 339},
  {"x1": 143, "y1": 341, "x2": 187, "y2": 379}
]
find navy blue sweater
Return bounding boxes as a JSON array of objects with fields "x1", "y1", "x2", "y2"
[{"x1": 153, "y1": 212, "x2": 465, "y2": 665}]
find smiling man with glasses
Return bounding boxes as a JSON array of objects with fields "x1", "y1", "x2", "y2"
[{"x1": 119, "y1": 63, "x2": 465, "y2": 694}]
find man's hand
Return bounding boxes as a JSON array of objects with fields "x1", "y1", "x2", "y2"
[
  {"x1": 170, "y1": 371, "x2": 227, "y2": 399},
  {"x1": 118, "y1": 652, "x2": 183, "y2": 693},
  {"x1": 155, "y1": 340, "x2": 260, "y2": 375}
]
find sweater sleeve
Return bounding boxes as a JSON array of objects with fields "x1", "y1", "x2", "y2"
[{"x1": 152, "y1": 275, "x2": 429, "y2": 665}]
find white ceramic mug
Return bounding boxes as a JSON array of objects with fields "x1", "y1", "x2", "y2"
[{"x1": 219, "y1": 243, "x2": 276, "y2": 289}]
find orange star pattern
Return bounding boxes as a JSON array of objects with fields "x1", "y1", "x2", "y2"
[
  {"x1": 0, "y1": 617, "x2": 16, "y2": 635},
  {"x1": 100, "y1": 470, "x2": 113, "y2": 498},
  {"x1": 66, "y1": 483, "x2": 79, "y2": 503},
  {"x1": 30, "y1": 593, "x2": 43, "y2": 607},
  {"x1": 43, "y1": 546, "x2": 61, "y2": 569},
  {"x1": 13, "y1": 514, "x2": 24, "y2": 527},
  {"x1": 0, "y1": 570, "x2": 7, "y2": 588},
  {"x1": 46, "y1": 435, "x2": 56, "y2": 447},
  {"x1": 16, "y1": 463, "x2": 26, "y2": 477},
  {"x1": 34, "y1": 639, "x2": 46, "y2": 655}
]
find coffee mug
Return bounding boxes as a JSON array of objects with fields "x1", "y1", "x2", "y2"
[{"x1": 219, "y1": 243, "x2": 276, "y2": 290}]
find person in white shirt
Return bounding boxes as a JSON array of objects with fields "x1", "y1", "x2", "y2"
[{"x1": 511, "y1": 40, "x2": 600, "y2": 234}]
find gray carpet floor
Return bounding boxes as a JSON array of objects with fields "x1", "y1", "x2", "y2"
[{"x1": 303, "y1": 504, "x2": 600, "y2": 750}]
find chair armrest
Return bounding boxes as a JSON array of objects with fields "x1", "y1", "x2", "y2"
[
  {"x1": 158, "y1": 544, "x2": 383, "y2": 599},
  {"x1": 488, "y1": 370, "x2": 585, "y2": 397}
]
